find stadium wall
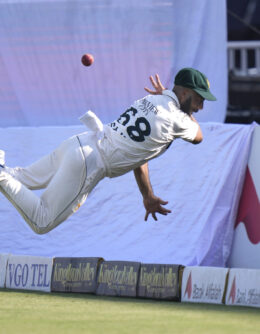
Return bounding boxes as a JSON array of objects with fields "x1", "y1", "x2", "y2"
[{"x1": 1, "y1": 254, "x2": 260, "y2": 308}]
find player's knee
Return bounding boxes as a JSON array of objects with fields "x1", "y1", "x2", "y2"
[{"x1": 25, "y1": 216, "x2": 54, "y2": 234}]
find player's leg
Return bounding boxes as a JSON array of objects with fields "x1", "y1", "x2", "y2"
[
  {"x1": 35, "y1": 141, "x2": 88, "y2": 233},
  {"x1": 0, "y1": 136, "x2": 87, "y2": 233},
  {"x1": 3, "y1": 138, "x2": 72, "y2": 190},
  {"x1": 43, "y1": 134, "x2": 107, "y2": 232}
]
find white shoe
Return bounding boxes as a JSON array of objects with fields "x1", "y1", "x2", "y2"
[{"x1": 0, "y1": 150, "x2": 5, "y2": 168}]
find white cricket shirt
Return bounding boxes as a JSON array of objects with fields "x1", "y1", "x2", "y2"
[{"x1": 98, "y1": 90, "x2": 199, "y2": 177}]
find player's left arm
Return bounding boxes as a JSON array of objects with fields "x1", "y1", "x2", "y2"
[
  {"x1": 134, "y1": 162, "x2": 171, "y2": 221},
  {"x1": 189, "y1": 114, "x2": 203, "y2": 144}
]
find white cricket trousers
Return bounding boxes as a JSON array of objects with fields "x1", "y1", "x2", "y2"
[{"x1": 0, "y1": 133, "x2": 106, "y2": 234}]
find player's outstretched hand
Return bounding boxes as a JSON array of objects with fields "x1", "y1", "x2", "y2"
[
  {"x1": 143, "y1": 194, "x2": 171, "y2": 221},
  {"x1": 144, "y1": 74, "x2": 166, "y2": 95}
]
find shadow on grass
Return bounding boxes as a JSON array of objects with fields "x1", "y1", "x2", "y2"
[{"x1": 1, "y1": 288, "x2": 259, "y2": 314}]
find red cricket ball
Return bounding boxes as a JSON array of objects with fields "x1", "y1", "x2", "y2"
[{"x1": 81, "y1": 53, "x2": 94, "y2": 67}]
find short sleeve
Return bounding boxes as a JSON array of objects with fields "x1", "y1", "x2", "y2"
[{"x1": 172, "y1": 109, "x2": 199, "y2": 142}]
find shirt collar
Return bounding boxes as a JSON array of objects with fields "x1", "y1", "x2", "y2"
[{"x1": 162, "y1": 90, "x2": 180, "y2": 108}]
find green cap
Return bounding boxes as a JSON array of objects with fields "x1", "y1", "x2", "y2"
[{"x1": 174, "y1": 68, "x2": 217, "y2": 101}]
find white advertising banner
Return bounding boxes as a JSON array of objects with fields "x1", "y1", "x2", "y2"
[
  {"x1": 228, "y1": 126, "x2": 260, "y2": 269},
  {"x1": 225, "y1": 268, "x2": 260, "y2": 308},
  {"x1": 181, "y1": 266, "x2": 229, "y2": 304},
  {"x1": 0, "y1": 253, "x2": 10, "y2": 288},
  {"x1": 6, "y1": 255, "x2": 53, "y2": 292}
]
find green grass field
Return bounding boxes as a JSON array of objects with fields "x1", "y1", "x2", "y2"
[{"x1": 0, "y1": 289, "x2": 259, "y2": 334}]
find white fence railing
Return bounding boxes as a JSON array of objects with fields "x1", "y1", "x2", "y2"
[{"x1": 228, "y1": 40, "x2": 260, "y2": 76}]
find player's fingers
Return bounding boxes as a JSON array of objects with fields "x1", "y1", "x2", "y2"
[
  {"x1": 159, "y1": 208, "x2": 171, "y2": 215},
  {"x1": 155, "y1": 74, "x2": 163, "y2": 88},
  {"x1": 149, "y1": 75, "x2": 157, "y2": 88},
  {"x1": 144, "y1": 87, "x2": 155, "y2": 94},
  {"x1": 157, "y1": 205, "x2": 171, "y2": 213},
  {"x1": 159, "y1": 199, "x2": 169, "y2": 205},
  {"x1": 159, "y1": 206, "x2": 172, "y2": 213},
  {"x1": 152, "y1": 213, "x2": 158, "y2": 221},
  {"x1": 159, "y1": 211, "x2": 168, "y2": 216},
  {"x1": 144, "y1": 211, "x2": 149, "y2": 221}
]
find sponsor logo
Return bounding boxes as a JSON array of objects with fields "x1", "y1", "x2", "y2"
[
  {"x1": 228, "y1": 277, "x2": 236, "y2": 304},
  {"x1": 97, "y1": 262, "x2": 140, "y2": 297},
  {"x1": 8, "y1": 263, "x2": 50, "y2": 288},
  {"x1": 192, "y1": 283, "x2": 204, "y2": 299},
  {"x1": 138, "y1": 98, "x2": 158, "y2": 115},
  {"x1": 184, "y1": 271, "x2": 222, "y2": 301},
  {"x1": 51, "y1": 258, "x2": 102, "y2": 293},
  {"x1": 98, "y1": 265, "x2": 137, "y2": 286},
  {"x1": 205, "y1": 283, "x2": 222, "y2": 300},
  {"x1": 53, "y1": 263, "x2": 95, "y2": 283},
  {"x1": 247, "y1": 289, "x2": 260, "y2": 305},
  {"x1": 228, "y1": 275, "x2": 260, "y2": 306},
  {"x1": 138, "y1": 265, "x2": 180, "y2": 300},
  {"x1": 184, "y1": 272, "x2": 192, "y2": 299},
  {"x1": 139, "y1": 267, "x2": 177, "y2": 289}
]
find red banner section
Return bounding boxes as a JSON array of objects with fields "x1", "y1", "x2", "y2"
[
  {"x1": 236, "y1": 167, "x2": 260, "y2": 244},
  {"x1": 229, "y1": 126, "x2": 260, "y2": 269}
]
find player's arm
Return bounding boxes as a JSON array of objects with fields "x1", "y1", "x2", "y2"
[
  {"x1": 190, "y1": 114, "x2": 203, "y2": 144},
  {"x1": 144, "y1": 74, "x2": 165, "y2": 95},
  {"x1": 134, "y1": 162, "x2": 171, "y2": 221}
]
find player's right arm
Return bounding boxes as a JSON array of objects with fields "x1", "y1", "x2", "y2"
[{"x1": 134, "y1": 162, "x2": 171, "y2": 221}]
